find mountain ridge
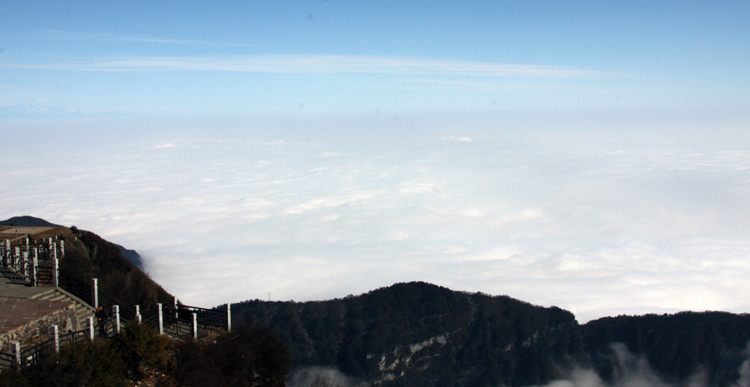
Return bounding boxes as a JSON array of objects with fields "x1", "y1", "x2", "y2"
[
  {"x1": 234, "y1": 281, "x2": 582, "y2": 386},
  {"x1": 232, "y1": 282, "x2": 750, "y2": 387},
  {"x1": 0, "y1": 215, "x2": 62, "y2": 227}
]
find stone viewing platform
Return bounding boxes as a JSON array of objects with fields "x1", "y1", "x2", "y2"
[
  {"x1": 0, "y1": 256, "x2": 79, "y2": 352},
  {"x1": 0, "y1": 296, "x2": 74, "y2": 351},
  {"x1": 0, "y1": 266, "x2": 53, "y2": 299},
  {"x1": 0, "y1": 227, "x2": 230, "y2": 370}
]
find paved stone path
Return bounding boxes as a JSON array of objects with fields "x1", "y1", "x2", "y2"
[
  {"x1": 0, "y1": 296, "x2": 72, "y2": 336},
  {"x1": 0, "y1": 227, "x2": 54, "y2": 243},
  {"x1": 0, "y1": 226, "x2": 53, "y2": 236},
  {"x1": 0, "y1": 268, "x2": 50, "y2": 299},
  {"x1": 0, "y1": 268, "x2": 69, "y2": 337}
]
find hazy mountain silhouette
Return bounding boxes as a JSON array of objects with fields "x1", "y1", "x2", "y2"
[
  {"x1": 113, "y1": 243, "x2": 144, "y2": 270},
  {"x1": 0, "y1": 215, "x2": 62, "y2": 227}
]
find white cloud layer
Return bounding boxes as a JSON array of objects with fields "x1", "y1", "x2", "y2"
[
  {"x1": 1, "y1": 54, "x2": 616, "y2": 78},
  {"x1": 286, "y1": 342, "x2": 748, "y2": 387},
  {"x1": 1, "y1": 109, "x2": 749, "y2": 323}
]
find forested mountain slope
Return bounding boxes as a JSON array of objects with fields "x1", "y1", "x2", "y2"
[
  {"x1": 233, "y1": 282, "x2": 582, "y2": 387},
  {"x1": 582, "y1": 312, "x2": 750, "y2": 387},
  {"x1": 233, "y1": 283, "x2": 750, "y2": 387},
  {"x1": 61, "y1": 227, "x2": 173, "y2": 312}
]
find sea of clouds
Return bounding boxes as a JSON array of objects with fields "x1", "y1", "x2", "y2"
[
  {"x1": 1, "y1": 108, "x2": 749, "y2": 323},
  {"x1": 286, "y1": 342, "x2": 750, "y2": 387}
]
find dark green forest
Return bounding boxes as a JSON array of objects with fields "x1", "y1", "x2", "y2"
[
  {"x1": 582, "y1": 311, "x2": 750, "y2": 387},
  {"x1": 233, "y1": 282, "x2": 750, "y2": 387},
  {"x1": 234, "y1": 282, "x2": 582, "y2": 387}
]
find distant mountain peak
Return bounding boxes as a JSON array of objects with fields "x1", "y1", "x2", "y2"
[{"x1": 0, "y1": 215, "x2": 62, "y2": 227}]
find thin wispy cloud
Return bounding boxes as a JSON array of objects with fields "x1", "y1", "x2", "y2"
[
  {"x1": 32, "y1": 29, "x2": 254, "y2": 47},
  {"x1": 153, "y1": 142, "x2": 177, "y2": 149},
  {"x1": 2, "y1": 54, "x2": 619, "y2": 78},
  {"x1": 440, "y1": 136, "x2": 473, "y2": 142}
]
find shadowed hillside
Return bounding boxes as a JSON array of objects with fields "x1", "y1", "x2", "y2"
[
  {"x1": 233, "y1": 283, "x2": 750, "y2": 387},
  {"x1": 233, "y1": 282, "x2": 583, "y2": 387},
  {"x1": 582, "y1": 312, "x2": 750, "y2": 387},
  {"x1": 61, "y1": 227, "x2": 172, "y2": 312}
]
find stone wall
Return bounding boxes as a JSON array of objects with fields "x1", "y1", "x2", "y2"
[{"x1": 0, "y1": 305, "x2": 74, "y2": 352}]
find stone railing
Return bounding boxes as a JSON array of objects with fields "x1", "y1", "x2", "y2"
[
  {"x1": 0, "y1": 301, "x2": 231, "y2": 371},
  {"x1": 1, "y1": 238, "x2": 64, "y2": 286},
  {"x1": 0, "y1": 237, "x2": 231, "y2": 371}
]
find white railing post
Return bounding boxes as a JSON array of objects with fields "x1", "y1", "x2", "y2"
[
  {"x1": 32, "y1": 248, "x2": 38, "y2": 286},
  {"x1": 113, "y1": 305, "x2": 121, "y2": 334},
  {"x1": 226, "y1": 303, "x2": 232, "y2": 331},
  {"x1": 135, "y1": 305, "x2": 142, "y2": 323},
  {"x1": 91, "y1": 278, "x2": 98, "y2": 308},
  {"x1": 11, "y1": 342, "x2": 21, "y2": 369},
  {"x1": 157, "y1": 303, "x2": 164, "y2": 334},
  {"x1": 53, "y1": 258, "x2": 59, "y2": 288},
  {"x1": 50, "y1": 325, "x2": 60, "y2": 353},
  {"x1": 22, "y1": 251, "x2": 28, "y2": 281},
  {"x1": 87, "y1": 317, "x2": 95, "y2": 341},
  {"x1": 192, "y1": 312, "x2": 198, "y2": 339},
  {"x1": 52, "y1": 242, "x2": 57, "y2": 260},
  {"x1": 6, "y1": 242, "x2": 12, "y2": 268},
  {"x1": 60, "y1": 240, "x2": 65, "y2": 257},
  {"x1": 14, "y1": 247, "x2": 20, "y2": 271},
  {"x1": 173, "y1": 297, "x2": 179, "y2": 318}
]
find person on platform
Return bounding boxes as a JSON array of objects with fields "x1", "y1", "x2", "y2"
[{"x1": 95, "y1": 305, "x2": 109, "y2": 337}]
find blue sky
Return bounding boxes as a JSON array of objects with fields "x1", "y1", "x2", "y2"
[
  {"x1": 3, "y1": 1, "x2": 749, "y2": 115},
  {"x1": 2, "y1": 1, "x2": 750, "y2": 323}
]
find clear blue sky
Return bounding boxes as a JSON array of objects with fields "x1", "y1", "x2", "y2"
[{"x1": 2, "y1": 1, "x2": 749, "y2": 116}]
